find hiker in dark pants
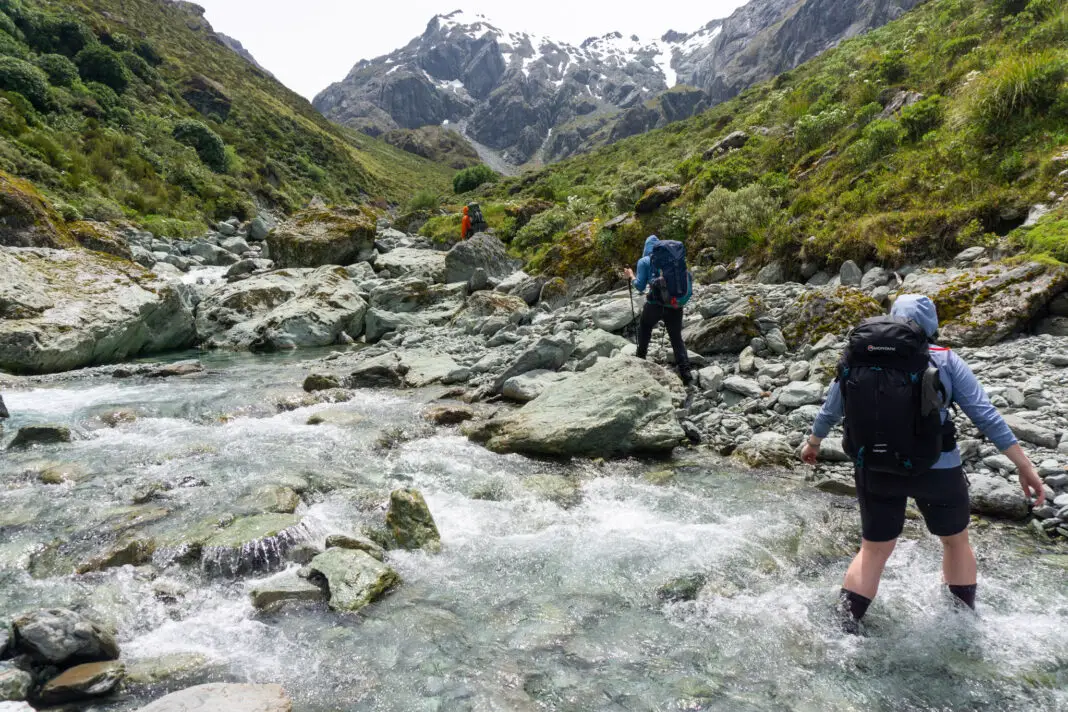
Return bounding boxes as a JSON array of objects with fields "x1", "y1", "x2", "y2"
[
  {"x1": 625, "y1": 235, "x2": 693, "y2": 385},
  {"x1": 800, "y1": 294, "x2": 1045, "y2": 633}
]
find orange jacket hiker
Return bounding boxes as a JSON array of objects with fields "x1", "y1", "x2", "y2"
[{"x1": 461, "y1": 206, "x2": 471, "y2": 240}]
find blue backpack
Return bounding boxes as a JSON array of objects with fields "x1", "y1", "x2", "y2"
[{"x1": 649, "y1": 240, "x2": 689, "y2": 307}]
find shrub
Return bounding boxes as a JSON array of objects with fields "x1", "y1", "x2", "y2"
[
  {"x1": 0, "y1": 55, "x2": 49, "y2": 108},
  {"x1": 35, "y1": 53, "x2": 77, "y2": 87},
  {"x1": 25, "y1": 14, "x2": 94, "y2": 57},
  {"x1": 172, "y1": 118, "x2": 228, "y2": 172},
  {"x1": 120, "y1": 51, "x2": 156, "y2": 83},
  {"x1": 992, "y1": 0, "x2": 1029, "y2": 16},
  {"x1": 795, "y1": 106, "x2": 850, "y2": 150},
  {"x1": 900, "y1": 95, "x2": 945, "y2": 141},
  {"x1": 407, "y1": 189, "x2": 439, "y2": 211},
  {"x1": 966, "y1": 51, "x2": 1067, "y2": 133},
  {"x1": 453, "y1": 164, "x2": 497, "y2": 194},
  {"x1": 693, "y1": 184, "x2": 782, "y2": 256},
  {"x1": 855, "y1": 102, "x2": 883, "y2": 127},
  {"x1": 0, "y1": 29, "x2": 26, "y2": 58},
  {"x1": 75, "y1": 44, "x2": 130, "y2": 93},
  {"x1": 134, "y1": 39, "x2": 163, "y2": 66},
  {"x1": 513, "y1": 205, "x2": 578, "y2": 251},
  {"x1": 876, "y1": 50, "x2": 908, "y2": 84},
  {"x1": 942, "y1": 35, "x2": 982, "y2": 59},
  {"x1": 847, "y1": 119, "x2": 904, "y2": 165}
]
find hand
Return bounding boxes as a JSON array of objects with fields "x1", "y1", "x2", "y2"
[
  {"x1": 624, "y1": 268, "x2": 635, "y2": 281},
  {"x1": 801, "y1": 440, "x2": 820, "y2": 465},
  {"x1": 1017, "y1": 460, "x2": 1046, "y2": 507},
  {"x1": 1003, "y1": 444, "x2": 1045, "y2": 507}
]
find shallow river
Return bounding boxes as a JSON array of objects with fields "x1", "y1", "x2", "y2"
[{"x1": 1, "y1": 352, "x2": 1066, "y2": 711}]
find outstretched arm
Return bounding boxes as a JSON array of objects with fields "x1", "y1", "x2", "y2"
[{"x1": 801, "y1": 381, "x2": 843, "y2": 464}]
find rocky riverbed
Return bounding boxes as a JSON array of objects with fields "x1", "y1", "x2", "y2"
[{"x1": 1, "y1": 215, "x2": 1068, "y2": 710}]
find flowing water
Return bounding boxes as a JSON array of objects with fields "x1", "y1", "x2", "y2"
[{"x1": 1, "y1": 352, "x2": 1066, "y2": 711}]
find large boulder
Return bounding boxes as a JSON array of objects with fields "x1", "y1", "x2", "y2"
[
  {"x1": 732, "y1": 432, "x2": 796, "y2": 469},
  {"x1": 12, "y1": 609, "x2": 119, "y2": 666},
  {"x1": 573, "y1": 330, "x2": 630, "y2": 360},
  {"x1": 444, "y1": 234, "x2": 516, "y2": 284},
  {"x1": 386, "y1": 488, "x2": 441, "y2": 551},
  {"x1": 683, "y1": 313, "x2": 759, "y2": 355},
  {"x1": 635, "y1": 184, "x2": 682, "y2": 214},
  {"x1": 464, "y1": 357, "x2": 685, "y2": 457},
  {"x1": 492, "y1": 335, "x2": 575, "y2": 392},
  {"x1": 0, "y1": 170, "x2": 71, "y2": 249},
  {"x1": 495, "y1": 271, "x2": 544, "y2": 306},
  {"x1": 0, "y1": 248, "x2": 196, "y2": 374},
  {"x1": 308, "y1": 549, "x2": 399, "y2": 613},
  {"x1": 196, "y1": 267, "x2": 367, "y2": 350},
  {"x1": 591, "y1": 296, "x2": 643, "y2": 332},
  {"x1": 38, "y1": 661, "x2": 125, "y2": 705},
  {"x1": 266, "y1": 206, "x2": 376, "y2": 268},
  {"x1": 905, "y1": 262, "x2": 1068, "y2": 346},
  {"x1": 135, "y1": 684, "x2": 292, "y2": 712},
  {"x1": 363, "y1": 309, "x2": 429, "y2": 343},
  {"x1": 7, "y1": 425, "x2": 71, "y2": 450},
  {"x1": 375, "y1": 248, "x2": 447, "y2": 283},
  {"x1": 369, "y1": 279, "x2": 465, "y2": 314},
  {"x1": 781, "y1": 286, "x2": 883, "y2": 349},
  {"x1": 969, "y1": 473, "x2": 1029, "y2": 520}
]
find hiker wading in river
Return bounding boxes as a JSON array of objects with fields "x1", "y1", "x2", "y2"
[
  {"x1": 625, "y1": 235, "x2": 693, "y2": 385},
  {"x1": 800, "y1": 294, "x2": 1045, "y2": 632}
]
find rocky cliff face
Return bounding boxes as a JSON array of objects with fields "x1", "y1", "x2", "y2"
[{"x1": 315, "y1": 1, "x2": 922, "y2": 166}]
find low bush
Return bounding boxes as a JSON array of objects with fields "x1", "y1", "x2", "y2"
[
  {"x1": 0, "y1": 55, "x2": 49, "y2": 108},
  {"x1": 693, "y1": 184, "x2": 783, "y2": 257},
  {"x1": 795, "y1": 106, "x2": 850, "y2": 151},
  {"x1": 453, "y1": 164, "x2": 497, "y2": 194},
  {"x1": 75, "y1": 43, "x2": 130, "y2": 93},
  {"x1": 407, "y1": 189, "x2": 440, "y2": 211},
  {"x1": 900, "y1": 95, "x2": 945, "y2": 141},
  {"x1": 35, "y1": 53, "x2": 77, "y2": 86},
  {"x1": 172, "y1": 118, "x2": 228, "y2": 172},
  {"x1": 965, "y1": 51, "x2": 1067, "y2": 134}
]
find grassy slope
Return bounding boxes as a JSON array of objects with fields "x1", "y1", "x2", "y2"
[
  {"x1": 480, "y1": 0, "x2": 1068, "y2": 277},
  {"x1": 0, "y1": 0, "x2": 451, "y2": 237}
]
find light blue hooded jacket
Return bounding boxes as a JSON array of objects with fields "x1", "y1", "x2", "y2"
[
  {"x1": 812, "y1": 294, "x2": 1017, "y2": 469},
  {"x1": 632, "y1": 235, "x2": 693, "y2": 307}
]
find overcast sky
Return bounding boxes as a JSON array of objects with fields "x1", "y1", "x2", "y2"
[{"x1": 196, "y1": 1, "x2": 750, "y2": 100}]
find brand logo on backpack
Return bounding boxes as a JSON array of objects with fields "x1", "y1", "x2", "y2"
[{"x1": 867, "y1": 345, "x2": 896, "y2": 352}]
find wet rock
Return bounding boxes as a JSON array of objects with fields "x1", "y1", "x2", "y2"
[
  {"x1": 501, "y1": 370, "x2": 570, "y2": 402},
  {"x1": 969, "y1": 473, "x2": 1029, "y2": 520},
  {"x1": 305, "y1": 409, "x2": 364, "y2": 427},
  {"x1": 732, "y1": 432, "x2": 795, "y2": 469},
  {"x1": 324, "y1": 534, "x2": 386, "y2": 561},
  {"x1": 0, "y1": 394, "x2": 7, "y2": 419},
  {"x1": 521, "y1": 474, "x2": 582, "y2": 508},
  {"x1": 201, "y1": 514, "x2": 306, "y2": 576},
  {"x1": 445, "y1": 234, "x2": 517, "y2": 284},
  {"x1": 423, "y1": 404, "x2": 475, "y2": 426},
  {"x1": 267, "y1": 206, "x2": 376, "y2": 269},
  {"x1": 465, "y1": 357, "x2": 684, "y2": 458},
  {"x1": 7, "y1": 425, "x2": 72, "y2": 450},
  {"x1": 308, "y1": 549, "x2": 399, "y2": 613},
  {"x1": 38, "y1": 661, "x2": 125, "y2": 705},
  {"x1": 387, "y1": 488, "x2": 441, "y2": 552},
  {"x1": 12, "y1": 609, "x2": 119, "y2": 665},
  {"x1": 249, "y1": 571, "x2": 326, "y2": 611},
  {"x1": 815, "y1": 477, "x2": 857, "y2": 496},
  {"x1": 656, "y1": 573, "x2": 707, "y2": 603},
  {"x1": 135, "y1": 683, "x2": 293, "y2": 712},
  {"x1": 0, "y1": 663, "x2": 32, "y2": 702},
  {"x1": 124, "y1": 653, "x2": 214, "y2": 687},
  {"x1": 196, "y1": 267, "x2": 368, "y2": 351},
  {"x1": 249, "y1": 486, "x2": 302, "y2": 515},
  {"x1": 76, "y1": 536, "x2": 156, "y2": 574},
  {"x1": 683, "y1": 314, "x2": 759, "y2": 355},
  {"x1": 303, "y1": 374, "x2": 341, "y2": 392}
]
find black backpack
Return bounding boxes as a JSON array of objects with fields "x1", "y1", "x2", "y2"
[
  {"x1": 467, "y1": 203, "x2": 487, "y2": 232},
  {"x1": 838, "y1": 316, "x2": 952, "y2": 476},
  {"x1": 649, "y1": 240, "x2": 689, "y2": 307}
]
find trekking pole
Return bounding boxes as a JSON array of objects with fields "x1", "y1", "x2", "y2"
[{"x1": 628, "y1": 280, "x2": 637, "y2": 345}]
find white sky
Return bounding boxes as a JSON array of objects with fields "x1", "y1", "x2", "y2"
[{"x1": 196, "y1": 1, "x2": 750, "y2": 100}]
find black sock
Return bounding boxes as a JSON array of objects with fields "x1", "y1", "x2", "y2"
[
  {"x1": 839, "y1": 588, "x2": 873, "y2": 621},
  {"x1": 948, "y1": 584, "x2": 977, "y2": 610}
]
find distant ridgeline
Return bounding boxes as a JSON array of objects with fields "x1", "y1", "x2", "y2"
[
  {"x1": 452, "y1": 0, "x2": 1068, "y2": 280},
  {"x1": 0, "y1": 0, "x2": 450, "y2": 238}
]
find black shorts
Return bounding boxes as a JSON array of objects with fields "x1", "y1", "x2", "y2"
[{"x1": 855, "y1": 466, "x2": 970, "y2": 542}]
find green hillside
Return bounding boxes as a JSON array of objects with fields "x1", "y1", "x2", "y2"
[
  {"x1": 473, "y1": 0, "x2": 1068, "y2": 279},
  {"x1": 0, "y1": 0, "x2": 451, "y2": 237}
]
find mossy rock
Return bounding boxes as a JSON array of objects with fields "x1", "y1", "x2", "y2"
[
  {"x1": 386, "y1": 488, "x2": 441, "y2": 552},
  {"x1": 68, "y1": 221, "x2": 133, "y2": 261},
  {"x1": 781, "y1": 286, "x2": 883, "y2": 348},
  {"x1": 0, "y1": 170, "x2": 72, "y2": 249},
  {"x1": 267, "y1": 205, "x2": 378, "y2": 268}
]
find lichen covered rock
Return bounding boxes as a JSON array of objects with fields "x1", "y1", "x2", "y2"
[
  {"x1": 386, "y1": 488, "x2": 441, "y2": 552},
  {"x1": 781, "y1": 286, "x2": 883, "y2": 349},
  {"x1": 267, "y1": 205, "x2": 377, "y2": 268}
]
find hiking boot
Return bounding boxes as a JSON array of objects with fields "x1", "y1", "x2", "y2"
[{"x1": 678, "y1": 365, "x2": 693, "y2": 386}]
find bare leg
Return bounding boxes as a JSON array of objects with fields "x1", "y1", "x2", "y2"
[
  {"x1": 843, "y1": 538, "x2": 898, "y2": 600},
  {"x1": 940, "y1": 530, "x2": 977, "y2": 586}
]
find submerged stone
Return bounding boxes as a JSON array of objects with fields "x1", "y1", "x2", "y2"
[
  {"x1": 200, "y1": 514, "x2": 308, "y2": 576},
  {"x1": 249, "y1": 570, "x2": 327, "y2": 611},
  {"x1": 7, "y1": 425, "x2": 72, "y2": 450},
  {"x1": 308, "y1": 549, "x2": 399, "y2": 613},
  {"x1": 134, "y1": 683, "x2": 293, "y2": 712},
  {"x1": 656, "y1": 574, "x2": 707, "y2": 603}
]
